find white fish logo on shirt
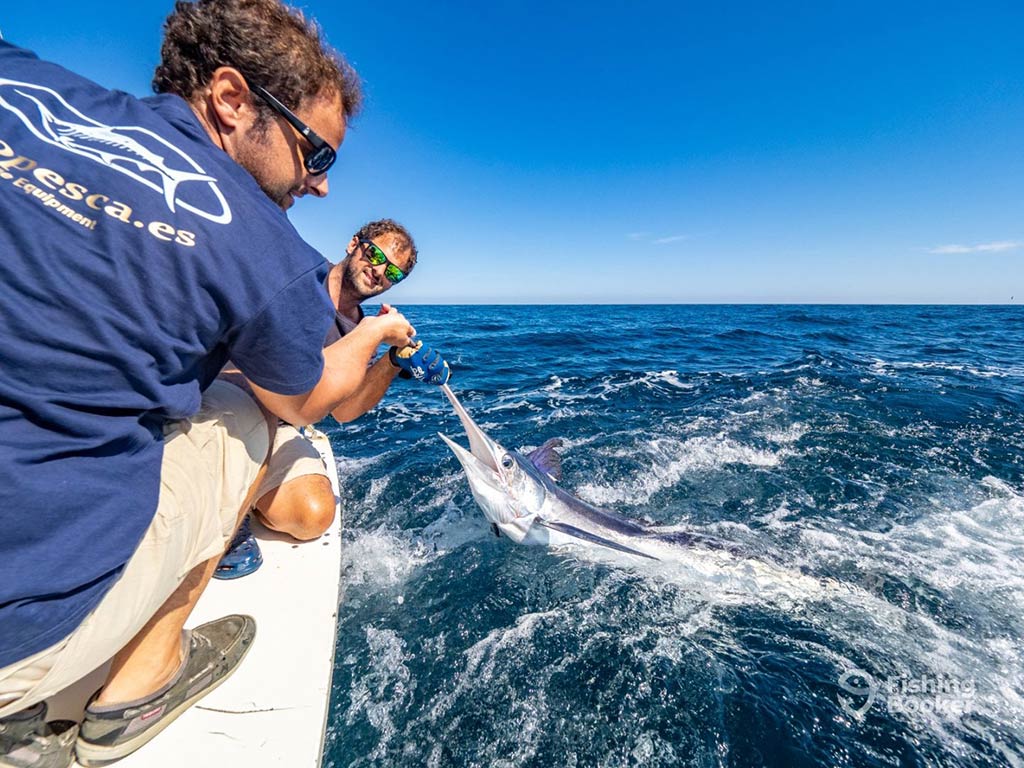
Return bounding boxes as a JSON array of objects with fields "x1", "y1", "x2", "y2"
[{"x1": 0, "y1": 78, "x2": 232, "y2": 224}]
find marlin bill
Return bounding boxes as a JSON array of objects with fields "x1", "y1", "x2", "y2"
[{"x1": 438, "y1": 385, "x2": 734, "y2": 562}]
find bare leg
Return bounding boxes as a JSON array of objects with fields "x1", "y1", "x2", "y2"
[
  {"x1": 253, "y1": 473, "x2": 336, "y2": 541},
  {"x1": 92, "y1": 558, "x2": 217, "y2": 705},
  {"x1": 93, "y1": 421, "x2": 275, "y2": 706}
]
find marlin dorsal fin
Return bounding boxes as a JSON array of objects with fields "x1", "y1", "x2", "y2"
[{"x1": 528, "y1": 438, "x2": 564, "y2": 482}]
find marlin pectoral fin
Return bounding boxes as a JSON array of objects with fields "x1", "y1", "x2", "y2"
[
  {"x1": 535, "y1": 519, "x2": 659, "y2": 560},
  {"x1": 528, "y1": 438, "x2": 564, "y2": 482}
]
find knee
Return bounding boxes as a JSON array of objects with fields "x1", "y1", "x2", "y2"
[
  {"x1": 293, "y1": 491, "x2": 336, "y2": 540},
  {"x1": 255, "y1": 476, "x2": 336, "y2": 541}
]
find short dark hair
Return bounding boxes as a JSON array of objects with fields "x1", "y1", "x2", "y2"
[
  {"x1": 153, "y1": 0, "x2": 362, "y2": 122},
  {"x1": 356, "y1": 219, "x2": 418, "y2": 273}
]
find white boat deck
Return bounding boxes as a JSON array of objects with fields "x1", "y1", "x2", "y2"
[{"x1": 48, "y1": 428, "x2": 343, "y2": 767}]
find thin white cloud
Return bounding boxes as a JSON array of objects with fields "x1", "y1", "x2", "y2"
[
  {"x1": 928, "y1": 241, "x2": 1021, "y2": 255},
  {"x1": 626, "y1": 232, "x2": 691, "y2": 245}
]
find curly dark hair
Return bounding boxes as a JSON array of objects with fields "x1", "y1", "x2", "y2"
[
  {"x1": 356, "y1": 219, "x2": 418, "y2": 273},
  {"x1": 153, "y1": 0, "x2": 361, "y2": 123}
]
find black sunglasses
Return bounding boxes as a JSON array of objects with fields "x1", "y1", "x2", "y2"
[{"x1": 250, "y1": 84, "x2": 336, "y2": 175}]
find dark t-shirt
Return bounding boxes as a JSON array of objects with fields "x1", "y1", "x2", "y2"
[
  {"x1": 324, "y1": 266, "x2": 364, "y2": 344},
  {"x1": 0, "y1": 42, "x2": 334, "y2": 667}
]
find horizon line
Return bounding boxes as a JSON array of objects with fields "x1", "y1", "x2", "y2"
[{"x1": 378, "y1": 300, "x2": 1023, "y2": 307}]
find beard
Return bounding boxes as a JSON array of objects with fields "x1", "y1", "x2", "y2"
[
  {"x1": 340, "y1": 257, "x2": 384, "y2": 302},
  {"x1": 235, "y1": 120, "x2": 295, "y2": 210}
]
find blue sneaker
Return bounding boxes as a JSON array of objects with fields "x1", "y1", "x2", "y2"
[{"x1": 213, "y1": 515, "x2": 262, "y2": 580}]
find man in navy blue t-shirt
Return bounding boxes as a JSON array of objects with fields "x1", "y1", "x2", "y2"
[{"x1": 0, "y1": 1, "x2": 417, "y2": 763}]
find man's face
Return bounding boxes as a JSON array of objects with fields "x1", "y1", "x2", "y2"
[
  {"x1": 236, "y1": 90, "x2": 347, "y2": 211},
  {"x1": 341, "y1": 233, "x2": 413, "y2": 301}
]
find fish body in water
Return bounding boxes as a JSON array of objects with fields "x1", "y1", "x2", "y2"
[{"x1": 438, "y1": 385, "x2": 730, "y2": 561}]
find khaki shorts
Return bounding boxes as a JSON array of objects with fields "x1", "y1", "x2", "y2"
[
  {"x1": 0, "y1": 381, "x2": 269, "y2": 717},
  {"x1": 254, "y1": 423, "x2": 329, "y2": 500}
]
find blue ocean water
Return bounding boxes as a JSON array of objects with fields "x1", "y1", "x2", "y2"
[{"x1": 322, "y1": 305, "x2": 1024, "y2": 767}]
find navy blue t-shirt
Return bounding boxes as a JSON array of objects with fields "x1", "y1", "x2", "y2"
[{"x1": 0, "y1": 43, "x2": 334, "y2": 667}]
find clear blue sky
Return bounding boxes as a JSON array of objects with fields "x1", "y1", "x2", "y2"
[{"x1": 3, "y1": 1, "x2": 1023, "y2": 303}]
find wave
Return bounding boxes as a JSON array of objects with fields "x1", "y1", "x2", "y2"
[
  {"x1": 578, "y1": 434, "x2": 787, "y2": 507},
  {"x1": 714, "y1": 328, "x2": 787, "y2": 341}
]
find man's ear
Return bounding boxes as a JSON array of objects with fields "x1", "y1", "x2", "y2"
[
  {"x1": 346, "y1": 235, "x2": 359, "y2": 254},
  {"x1": 207, "y1": 67, "x2": 256, "y2": 133}
]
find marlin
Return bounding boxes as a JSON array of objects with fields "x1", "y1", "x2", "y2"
[{"x1": 438, "y1": 385, "x2": 733, "y2": 561}]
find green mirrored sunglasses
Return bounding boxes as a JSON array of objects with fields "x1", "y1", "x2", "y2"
[{"x1": 360, "y1": 239, "x2": 407, "y2": 284}]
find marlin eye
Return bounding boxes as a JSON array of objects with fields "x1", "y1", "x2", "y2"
[{"x1": 500, "y1": 454, "x2": 514, "y2": 470}]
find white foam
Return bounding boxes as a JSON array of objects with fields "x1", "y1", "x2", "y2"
[
  {"x1": 578, "y1": 434, "x2": 784, "y2": 506},
  {"x1": 419, "y1": 501, "x2": 488, "y2": 552},
  {"x1": 762, "y1": 422, "x2": 808, "y2": 445},
  {"x1": 780, "y1": 477, "x2": 1024, "y2": 737},
  {"x1": 342, "y1": 626, "x2": 413, "y2": 759},
  {"x1": 538, "y1": 370, "x2": 694, "y2": 407},
  {"x1": 638, "y1": 370, "x2": 693, "y2": 391},
  {"x1": 736, "y1": 390, "x2": 769, "y2": 405},
  {"x1": 492, "y1": 399, "x2": 542, "y2": 415},
  {"x1": 374, "y1": 399, "x2": 424, "y2": 425},
  {"x1": 333, "y1": 453, "x2": 379, "y2": 476},
  {"x1": 341, "y1": 527, "x2": 430, "y2": 589},
  {"x1": 463, "y1": 610, "x2": 561, "y2": 681},
  {"x1": 542, "y1": 375, "x2": 565, "y2": 391},
  {"x1": 869, "y1": 357, "x2": 1024, "y2": 380},
  {"x1": 754, "y1": 503, "x2": 799, "y2": 530},
  {"x1": 420, "y1": 608, "x2": 565, "y2": 743}
]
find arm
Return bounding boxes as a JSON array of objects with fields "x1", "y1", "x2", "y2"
[
  {"x1": 329, "y1": 355, "x2": 401, "y2": 423},
  {"x1": 248, "y1": 307, "x2": 414, "y2": 425}
]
